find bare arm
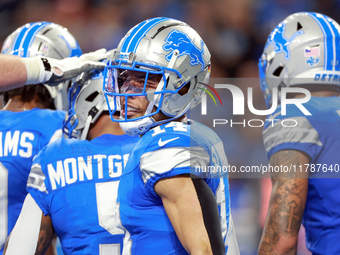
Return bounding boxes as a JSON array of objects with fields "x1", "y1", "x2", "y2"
[
  {"x1": 45, "y1": 235, "x2": 57, "y2": 255},
  {"x1": 0, "y1": 55, "x2": 27, "y2": 91},
  {"x1": 0, "y1": 49, "x2": 107, "y2": 92},
  {"x1": 258, "y1": 150, "x2": 309, "y2": 255},
  {"x1": 154, "y1": 175, "x2": 213, "y2": 255},
  {"x1": 36, "y1": 215, "x2": 55, "y2": 255}
]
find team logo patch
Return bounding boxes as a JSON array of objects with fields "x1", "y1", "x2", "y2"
[
  {"x1": 306, "y1": 57, "x2": 320, "y2": 66},
  {"x1": 163, "y1": 30, "x2": 205, "y2": 71},
  {"x1": 265, "y1": 23, "x2": 304, "y2": 59}
]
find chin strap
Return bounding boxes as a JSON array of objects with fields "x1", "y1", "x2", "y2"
[
  {"x1": 80, "y1": 99, "x2": 104, "y2": 140},
  {"x1": 119, "y1": 117, "x2": 155, "y2": 136},
  {"x1": 119, "y1": 112, "x2": 187, "y2": 137},
  {"x1": 144, "y1": 49, "x2": 179, "y2": 118},
  {"x1": 80, "y1": 115, "x2": 93, "y2": 140}
]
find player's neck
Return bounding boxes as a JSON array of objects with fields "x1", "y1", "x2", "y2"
[
  {"x1": 293, "y1": 91, "x2": 340, "y2": 98},
  {"x1": 310, "y1": 91, "x2": 340, "y2": 97},
  {"x1": 3, "y1": 96, "x2": 44, "y2": 112},
  {"x1": 87, "y1": 114, "x2": 125, "y2": 140}
]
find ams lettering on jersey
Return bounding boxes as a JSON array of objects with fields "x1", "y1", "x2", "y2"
[{"x1": 0, "y1": 130, "x2": 34, "y2": 158}]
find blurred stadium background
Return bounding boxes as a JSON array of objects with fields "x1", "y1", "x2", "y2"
[{"x1": 1, "y1": 0, "x2": 339, "y2": 254}]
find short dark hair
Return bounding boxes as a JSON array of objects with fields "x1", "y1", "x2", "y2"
[{"x1": 2, "y1": 84, "x2": 55, "y2": 110}]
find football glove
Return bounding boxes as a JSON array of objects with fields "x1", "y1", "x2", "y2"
[{"x1": 23, "y1": 48, "x2": 108, "y2": 85}]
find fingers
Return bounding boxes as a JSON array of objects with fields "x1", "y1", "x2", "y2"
[
  {"x1": 79, "y1": 61, "x2": 107, "y2": 73},
  {"x1": 42, "y1": 48, "x2": 109, "y2": 86},
  {"x1": 79, "y1": 48, "x2": 108, "y2": 62}
]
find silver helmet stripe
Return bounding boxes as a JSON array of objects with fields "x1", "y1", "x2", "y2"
[
  {"x1": 121, "y1": 17, "x2": 171, "y2": 54},
  {"x1": 308, "y1": 13, "x2": 338, "y2": 71}
]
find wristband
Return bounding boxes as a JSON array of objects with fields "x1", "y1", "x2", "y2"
[{"x1": 22, "y1": 57, "x2": 52, "y2": 85}]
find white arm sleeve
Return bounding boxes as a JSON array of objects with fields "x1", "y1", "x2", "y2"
[{"x1": 5, "y1": 194, "x2": 42, "y2": 255}]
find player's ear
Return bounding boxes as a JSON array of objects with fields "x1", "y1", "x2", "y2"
[{"x1": 178, "y1": 82, "x2": 190, "y2": 96}]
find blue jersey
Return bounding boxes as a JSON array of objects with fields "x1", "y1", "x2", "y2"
[
  {"x1": 27, "y1": 134, "x2": 138, "y2": 255},
  {"x1": 118, "y1": 120, "x2": 232, "y2": 254},
  {"x1": 263, "y1": 96, "x2": 340, "y2": 254},
  {"x1": 0, "y1": 108, "x2": 64, "y2": 254}
]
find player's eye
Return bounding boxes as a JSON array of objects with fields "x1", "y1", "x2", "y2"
[
  {"x1": 148, "y1": 73, "x2": 162, "y2": 82},
  {"x1": 120, "y1": 83, "x2": 144, "y2": 93},
  {"x1": 117, "y1": 77, "x2": 125, "y2": 88}
]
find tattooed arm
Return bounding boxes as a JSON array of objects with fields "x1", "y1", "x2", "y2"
[
  {"x1": 258, "y1": 150, "x2": 309, "y2": 255},
  {"x1": 36, "y1": 215, "x2": 56, "y2": 255}
]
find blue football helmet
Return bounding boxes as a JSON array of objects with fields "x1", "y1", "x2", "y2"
[
  {"x1": 1, "y1": 21, "x2": 82, "y2": 111},
  {"x1": 103, "y1": 17, "x2": 211, "y2": 136},
  {"x1": 259, "y1": 12, "x2": 340, "y2": 108}
]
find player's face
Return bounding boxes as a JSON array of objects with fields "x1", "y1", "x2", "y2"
[{"x1": 118, "y1": 70, "x2": 162, "y2": 119}]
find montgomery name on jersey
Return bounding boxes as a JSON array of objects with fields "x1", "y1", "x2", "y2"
[
  {"x1": 0, "y1": 109, "x2": 64, "y2": 254},
  {"x1": 263, "y1": 96, "x2": 340, "y2": 254},
  {"x1": 26, "y1": 134, "x2": 138, "y2": 255},
  {"x1": 117, "y1": 120, "x2": 236, "y2": 254}
]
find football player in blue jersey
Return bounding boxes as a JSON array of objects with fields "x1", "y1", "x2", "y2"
[
  {"x1": 103, "y1": 17, "x2": 239, "y2": 254},
  {"x1": 258, "y1": 12, "x2": 340, "y2": 254},
  {"x1": 0, "y1": 21, "x2": 85, "y2": 255},
  {"x1": 4, "y1": 69, "x2": 139, "y2": 255}
]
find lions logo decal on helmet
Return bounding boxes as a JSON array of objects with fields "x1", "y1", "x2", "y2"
[
  {"x1": 265, "y1": 23, "x2": 304, "y2": 60},
  {"x1": 163, "y1": 30, "x2": 205, "y2": 71}
]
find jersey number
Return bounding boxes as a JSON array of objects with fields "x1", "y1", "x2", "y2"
[
  {"x1": 96, "y1": 181, "x2": 124, "y2": 254},
  {"x1": 151, "y1": 122, "x2": 188, "y2": 137}
]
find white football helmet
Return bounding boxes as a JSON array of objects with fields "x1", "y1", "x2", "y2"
[
  {"x1": 63, "y1": 70, "x2": 116, "y2": 140},
  {"x1": 259, "y1": 12, "x2": 340, "y2": 108},
  {"x1": 1, "y1": 21, "x2": 82, "y2": 111},
  {"x1": 103, "y1": 17, "x2": 211, "y2": 136}
]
